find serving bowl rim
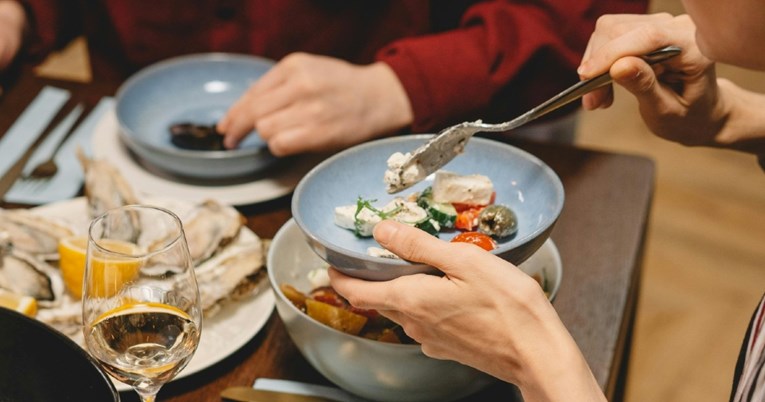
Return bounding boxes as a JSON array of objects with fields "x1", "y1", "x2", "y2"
[
  {"x1": 115, "y1": 52, "x2": 275, "y2": 160},
  {"x1": 291, "y1": 134, "x2": 565, "y2": 268}
]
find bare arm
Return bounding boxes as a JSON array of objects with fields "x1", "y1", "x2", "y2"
[{"x1": 0, "y1": 0, "x2": 26, "y2": 71}]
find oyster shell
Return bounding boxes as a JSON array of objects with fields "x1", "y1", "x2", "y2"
[
  {"x1": 0, "y1": 209, "x2": 74, "y2": 259},
  {"x1": 37, "y1": 299, "x2": 82, "y2": 343},
  {"x1": 0, "y1": 240, "x2": 63, "y2": 306},
  {"x1": 196, "y1": 236, "x2": 266, "y2": 315},
  {"x1": 76, "y1": 147, "x2": 139, "y2": 218},
  {"x1": 182, "y1": 200, "x2": 245, "y2": 265}
]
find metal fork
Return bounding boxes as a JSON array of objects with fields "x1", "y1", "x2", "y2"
[
  {"x1": 21, "y1": 103, "x2": 86, "y2": 179},
  {"x1": 385, "y1": 45, "x2": 682, "y2": 194}
]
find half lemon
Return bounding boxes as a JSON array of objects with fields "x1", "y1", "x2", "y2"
[
  {"x1": 0, "y1": 289, "x2": 38, "y2": 317},
  {"x1": 58, "y1": 236, "x2": 142, "y2": 299}
]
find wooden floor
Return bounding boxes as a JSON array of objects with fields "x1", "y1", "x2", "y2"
[{"x1": 35, "y1": 1, "x2": 765, "y2": 400}]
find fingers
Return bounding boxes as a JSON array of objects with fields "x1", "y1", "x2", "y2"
[
  {"x1": 609, "y1": 56, "x2": 666, "y2": 105},
  {"x1": 578, "y1": 14, "x2": 695, "y2": 110},
  {"x1": 581, "y1": 86, "x2": 614, "y2": 111},
  {"x1": 373, "y1": 221, "x2": 492, "y2": 277},
  {"x1": 218, "y1": 64, "x2": 291, "y2": 148},
  {"x1": 328, "y1": 267, "x2": 442, "y2": 312},
  {"x1": 579, "y1": 13, "x2": 676, "y2": 77}
]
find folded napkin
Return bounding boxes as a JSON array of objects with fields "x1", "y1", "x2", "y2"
[
  {"x1": 253, "y1": 378, "x2": 372, "y2": 402},
  {"x1": 4, "y1": 97, "x2": 115, "y2": 205},
  {"x1": 0, "y1": 86, "x2": 70, "y2": 183}
]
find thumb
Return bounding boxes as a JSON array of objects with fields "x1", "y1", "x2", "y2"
[
  {"x1": 610, "y1": 56, "x2": 676, "y2": 109},
  {"x1": 373, "y1": 220, "x2": 489, "y2": 278}
]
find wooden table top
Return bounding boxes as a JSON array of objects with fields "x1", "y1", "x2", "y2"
[{"x1": 0, "y1": 64, "x2": 654, "y2": 402}]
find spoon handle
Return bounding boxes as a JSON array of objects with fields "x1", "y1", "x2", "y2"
[{"x1": 484, "y1": 45, "x2": 683, "y2": 133}]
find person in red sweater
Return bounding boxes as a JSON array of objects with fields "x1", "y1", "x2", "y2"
[{"x1": 0, "y1": 0, "x2": 646, "y2": 156}]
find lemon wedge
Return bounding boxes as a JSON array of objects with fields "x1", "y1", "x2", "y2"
[
  {"x1": 0, "y1": 289, "x2": 38, "y2": 317},
  {"x1": 58, "y1": 236, "x2": 143, "y2": 299}
]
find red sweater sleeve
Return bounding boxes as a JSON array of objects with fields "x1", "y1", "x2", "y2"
[
  {"x1": 19, "y1": 0, "x2": 81, "y2": 61},
  {"x1": 376, "y1": 0, "x2": 648, "y2": 133}
]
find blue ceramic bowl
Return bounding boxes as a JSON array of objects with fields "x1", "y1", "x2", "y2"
[
  {"x1": 292, "y1": 135, "x2": 565, "y2": 280},
  {"x1": 116, "y1": 53, "x2": 276, "y2": 179}
]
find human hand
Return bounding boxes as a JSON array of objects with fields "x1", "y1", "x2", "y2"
[
  {"x1": 0, "y1": 0, "x2": 25, "y2": 71},
  {"x1": 329, "y1": 221, "x2": 604, "y2": 401},
  {"x1": 578, "y1": 14, "x2": 729, "y2": 148},
  {"x1": 217, "y1": 52, "x2": 413, "y2": 156}
]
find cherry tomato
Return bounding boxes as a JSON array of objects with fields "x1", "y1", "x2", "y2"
[
  {"x1": 450, "y1": 232, "x2": 497, "y2": 251},
  {"x1": 310, "y1": 286, "x2": 346, "y2": 308},
  {"x1": 454, "y1": 207, "x2": 484, "y2": 231},
  {"x1": 452, "y1": 192, "x2": 495, "y2": 212}
]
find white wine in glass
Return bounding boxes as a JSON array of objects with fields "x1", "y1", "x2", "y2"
[{"x1": 83, "y1": 205, "x2": 202, "y2": 402}]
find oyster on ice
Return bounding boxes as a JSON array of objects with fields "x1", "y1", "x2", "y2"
[{"x1": 0, "y1": 209, "x2": 74, "y2": 259}]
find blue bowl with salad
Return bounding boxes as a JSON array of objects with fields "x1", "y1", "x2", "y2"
[{"x1": 291, "y1": 134, "x2": 564, "y2": 280}]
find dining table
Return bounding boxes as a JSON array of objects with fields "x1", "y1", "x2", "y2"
[{"x1": 0, "y1": 60, "x2": 654, "y2": 402}]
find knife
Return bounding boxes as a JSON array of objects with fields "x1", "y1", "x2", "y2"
[{"x1": 221, "y1": 386, "x2": 340, "y2": 402}]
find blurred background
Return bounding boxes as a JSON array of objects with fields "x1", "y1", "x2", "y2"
[
  {"x1": 577, "y1": 0, "x2": 765, "y2": 401},
  {"x1": 34, "y1": 0, "x2": 765, "y2": 401}
]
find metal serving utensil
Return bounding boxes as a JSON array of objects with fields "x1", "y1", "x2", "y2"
[{"x1": 385, "y1": 45, "x2": 682, "y2": 194}]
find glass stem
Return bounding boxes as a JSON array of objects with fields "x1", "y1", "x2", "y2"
[{"x1": 136, "y1": 388, "x2": 159, "y2": 402}]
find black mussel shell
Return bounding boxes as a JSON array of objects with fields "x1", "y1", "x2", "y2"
[{"x1": 169, "y1": 122, "x2": 225, "y2": 151}]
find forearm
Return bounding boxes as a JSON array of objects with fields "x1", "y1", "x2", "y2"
[
  {"x1": 512, "y1": 309, "x2": 606, "y2": 402},
  {"x1": 0, "y1": 0, "x2": 27, "y2": 68},
  {"x1": 714, "y1": 78, "x2": 765, "y2": 156},
  {"x1": 0, "y1": 0, "x2": 25, "y2": 27},
  {"x1": 376, "y1": 0, "x2": 647, "y2": 133}
]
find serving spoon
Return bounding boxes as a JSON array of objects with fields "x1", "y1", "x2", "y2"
[{"x1": 385, "y1": 45, "x2": 682, "y2": 194}]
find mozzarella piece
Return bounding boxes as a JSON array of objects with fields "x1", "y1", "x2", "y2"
[
  {"x1": 334, "y1": 204, "x2": 382, "y2": 237},
  {"x1": 307, "y1": 266, "x2": 331, "y2": 288},
  {"x1": 367, "y1": 247, "x2": 401, "y2": 259},
  {"x1": 432, "y1": 170, "x2": 494, "y2": 205},
  {"x1": 334, "y1": 198, "x2": 428, "y2": 237},
  {"x1": 384, "y1": 152, "x2": 426, "y2": 193}
]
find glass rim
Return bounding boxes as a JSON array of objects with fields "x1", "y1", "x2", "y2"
[{"x1": 87, "y1": 204, "x2": 185, "y2": 258}]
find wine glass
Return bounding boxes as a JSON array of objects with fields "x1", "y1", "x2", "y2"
[{"x1": 82, "y1": 205, "x2": 202, "y2": 402}]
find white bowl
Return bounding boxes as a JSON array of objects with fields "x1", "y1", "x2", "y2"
[{"x1": 268, "y1": 218, "x2": 563, "y2": 402}]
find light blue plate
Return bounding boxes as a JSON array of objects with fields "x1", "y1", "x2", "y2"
[
  {"x1": 292, "y1": 135, "x2": 565, "y2": 280},
  {"x1": 116, "y1": 53, "x2": 276, "y2": 179}
]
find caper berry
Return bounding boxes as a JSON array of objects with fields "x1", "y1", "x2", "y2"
[{"x1": 478, "y1": 205, "x2": 518, "y2": 238}]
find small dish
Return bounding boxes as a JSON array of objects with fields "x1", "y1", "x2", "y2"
[
  {"x1": 292, "y1": 135, "x2": 564, "y2": 280},
  {"x1": 115, "y1": 53, "x2": 276, "y2": 179}
]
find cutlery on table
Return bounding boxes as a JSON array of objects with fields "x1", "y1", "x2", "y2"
[
  {"x1": 221, "y1": 386, "x2": 341, "y2": 402},
  {"x1": 0, "y1": 87, "x2": 71, "y2": 200},
  {"x1": 20, "y1": 103, "x2": 87, "y2": 179},
  {"x1": 385, "y1": 45, "x2": 682, "y2": 194}
]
